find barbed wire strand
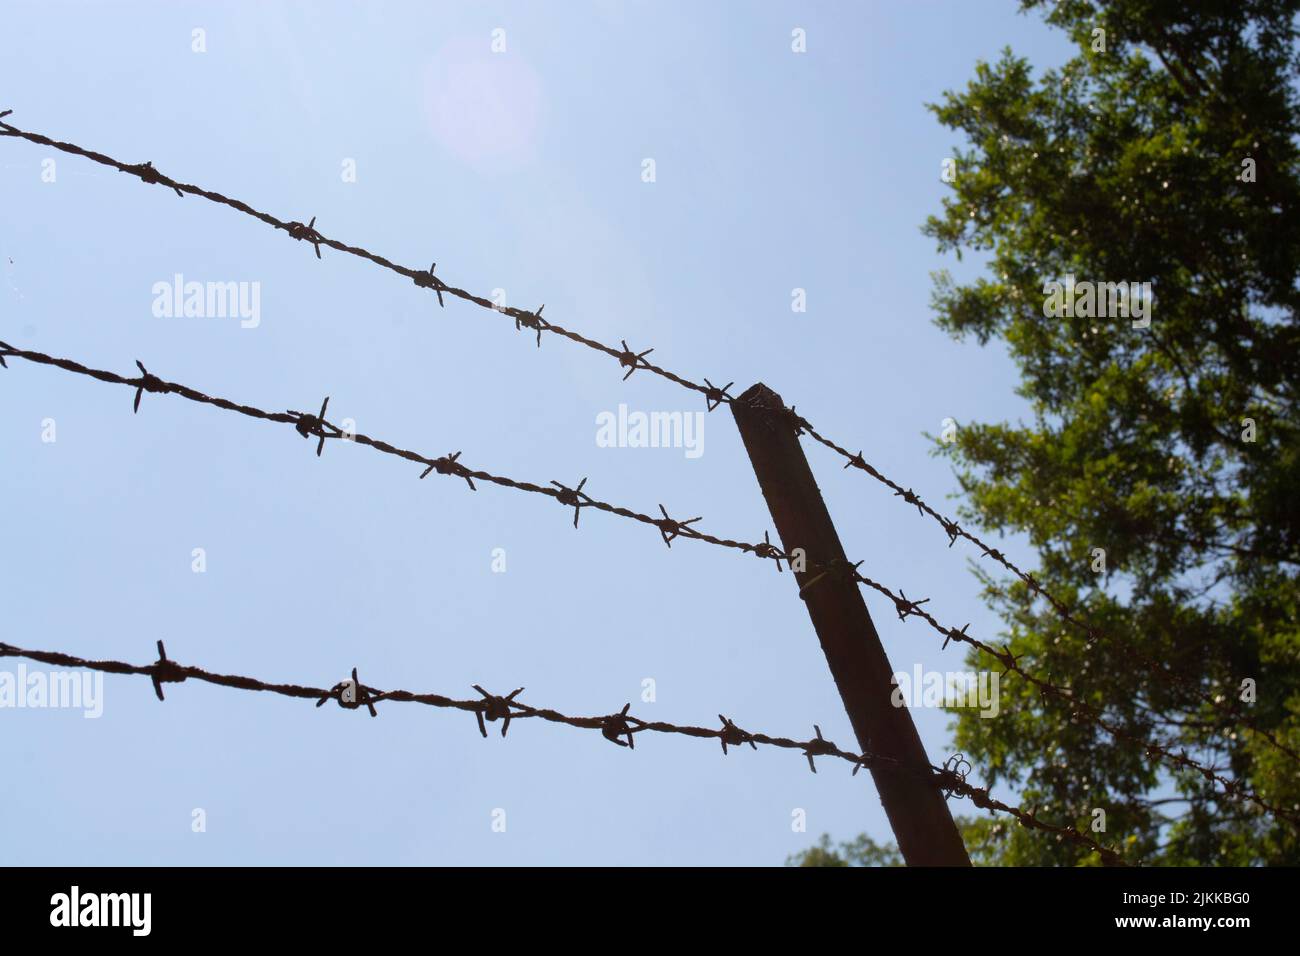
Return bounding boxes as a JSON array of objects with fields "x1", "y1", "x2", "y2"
[
  {"x1": 0, "y1": 638, "x2": 1127, "y2": 864},
  {"x1": 0, "y1": 344, "x2": 764, "y2": 551},
  {"x1": 0, "y1": 117, "x2": 716, "y2": 398},
  {"x1": 3, "y1": 343, "x2": 1292, "y2": 830}
]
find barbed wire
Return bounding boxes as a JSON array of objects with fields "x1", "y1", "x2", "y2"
[
  {"x1": 782, "y1": 532, "x2": 1300, "y2": 825},
  {"x1": 0, "y1": 115, "x2": 721, "y2": 400},
  {"x1": 4, "y1": 114, "x2": 1283, "y2": 767},
  {"x1": 3, "y1": 116, "x2": 1283, "y2": 750},
  {"x1": 839, "y1": 557, "x2": 1300, "y2": 827},
  {"x1": 0, "y1": 638, "x2": 1128, "y2": 865},
  {"x1": 2, "y1": 117, "x2": 1293, "y2": 832},
  {"x1": 0, "y1": 343, "x2": 765, "y2": 553},
  {"x1": 3, "y1": 341, "x2": 1293, "y2": 829}
]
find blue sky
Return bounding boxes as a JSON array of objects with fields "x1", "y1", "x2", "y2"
[{"x1": 0, "y1": 2, "x2": 1074, "y2": 865}]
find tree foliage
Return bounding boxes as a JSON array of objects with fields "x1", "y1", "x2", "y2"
[
  {"x1": 786, "y1": 834, "x2": 904, "y2": 867},
  {"x1": 924, "y1": 0, "x2": 1300, "y2": 865}
]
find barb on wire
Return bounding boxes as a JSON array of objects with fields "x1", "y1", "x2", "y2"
[
  {"x1": 316, "y1": 667, "x2": 379, "y2": 716},
  {"x1": 754, "y1": 531, "x2": 788, "y2": 572},
  {"x1": 797, "y1": 558, "x2": 862, "y2": 598},
  {"x1": 942, "y1": 623, "x2": 971, "y2": 651},
  {"x1": 656, "y1": 504, "x2": 702, "y2": 548},
  {"x1": 126, "y1": 161, "x2": 184, "y2": 197},
  {"x1": 286, "y1": 215, "x2": 323, "y2": 258},
  {"x1": 894, "y1": 487, "x2": 926, "y2": 517},
  {"x1": 703, "y1": 379, "x2": 734, "y2": 413},
  {"x1": 515, "y1": 305, "x2": 547, "y2": 347},
  {"x1": 289, "y1": 396, "x2": 339, "y2": 456},
  {"x1": 150, "y1": 641, "x2": 185, "y2": 701},
  {"x1": 551, "y1": 477, "x2": 591, "y2": 528},
  {"x1": 784, "y1": 406, "x2": 812, "y2": 437},
  {"x1": 132, "y1": 360, "x2": 166, "y2": 414},
  {"x1": 938, "y1": 753, "x2": 973, "y2": 801},
  {"x1": 617, "y1": 340, "x2": 654, "y2": 381},
  {"x1": 473, "y1": 685, "x2": 524, "y2": 737},
  {"x1": 412, "y1": 261, "x2": 446, "y2": 306},
  {"x1": 602, "y1": 703, "x2": 638, "y2": 748},
  {"x1": 718, "y1": 715, "x2": 757, "y2": 755},
  {"x1": 419, "y1": 451, "x2": 476, "y2": 490},
  {"x1": 802, "y1": 725, "x2": 837, "y2": 773},
  {"x1": 892, "y1": 589, "x2": 931, "y2": 622},
  {"x1": 852, "y1": 754, "x2": 882, "y2": 776}
]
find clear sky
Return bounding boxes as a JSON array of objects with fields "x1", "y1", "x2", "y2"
[{"x1": 0, "y1": 1, "x2": 1074, "y2": 865}]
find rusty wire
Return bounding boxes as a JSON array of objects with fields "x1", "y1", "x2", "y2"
[
  {"x1": 2, "y1": 116, "x2": 1293, "y2": 834},
  {"x1": 1, "y1": 341, "x2": 1293, "y2": 829},
  {"x1": 0, "y1": 116, "x2": 715, "y2": 399},
  {"x1": 0, "y1": 638, "x2": 1127, "y2": 865},
  {"x1": 0, "y1": 344, "x2": 763, "y2": 555},
  {"x1": 4, "y1": 113, "x2": 1280, "y2": 767},
  {"x1": 3, "y1": 115, "x2": 1280, "y2": 762}
]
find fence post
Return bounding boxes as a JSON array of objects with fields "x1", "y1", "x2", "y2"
[{"x1": 731, "y1": 383, "x2": 971, "y2": 866}]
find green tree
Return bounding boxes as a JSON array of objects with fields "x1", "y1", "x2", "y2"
[
  {"x1": 786, "y1": 834, "x2": 904, "y2": 867},
  {"x1": 922, "y1": 0, "x2": 1300, "y2": 865}
]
